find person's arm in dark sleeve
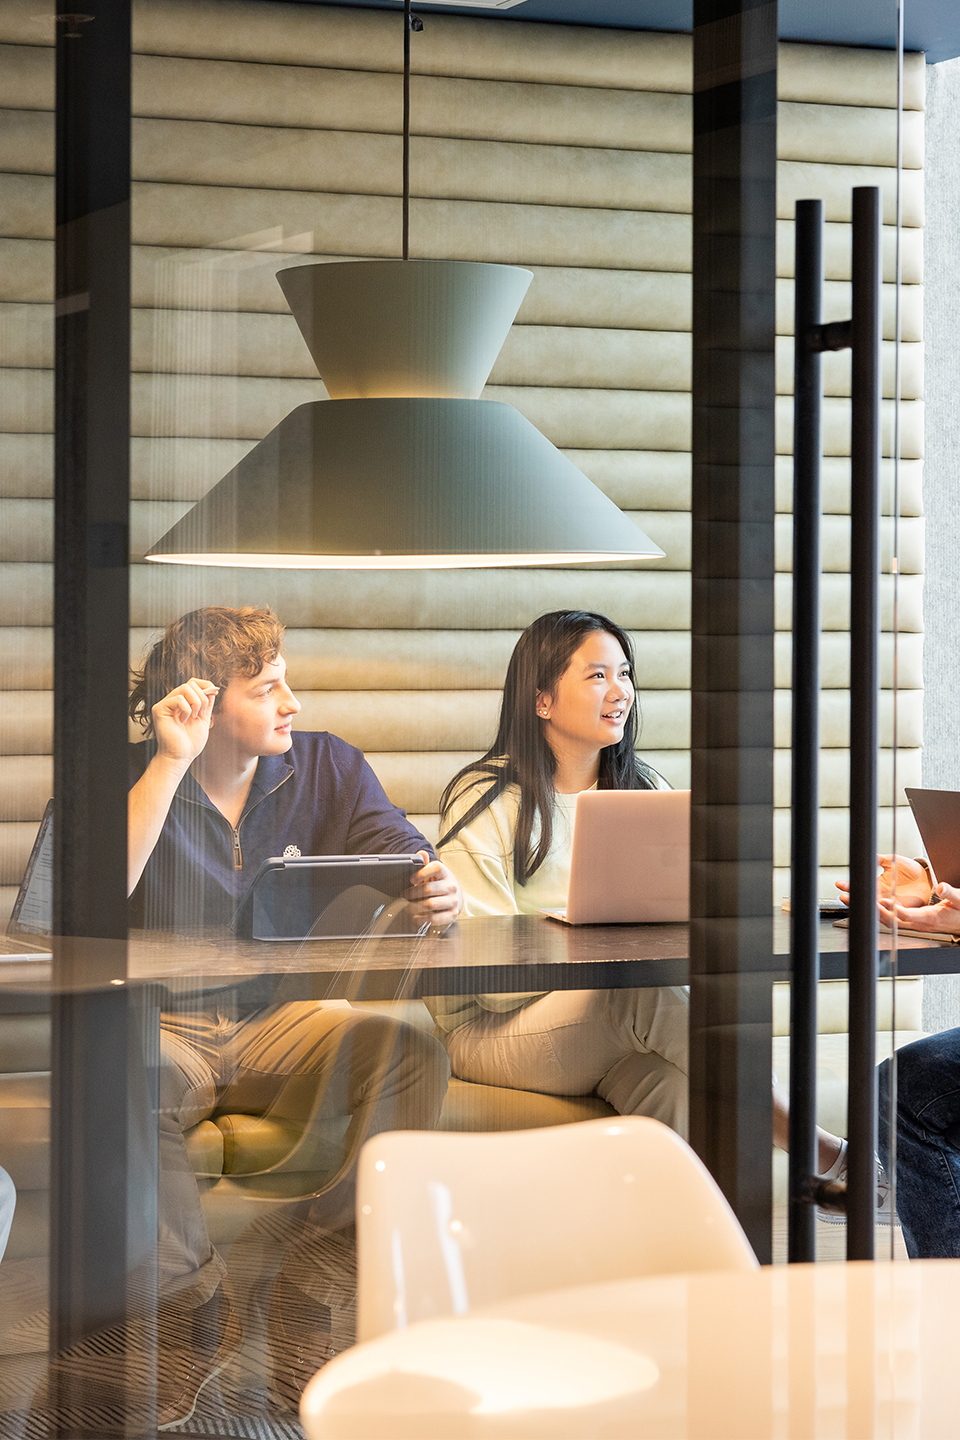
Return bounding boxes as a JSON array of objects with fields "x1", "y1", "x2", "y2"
[
  {"x1": 344, "y1": 754, "x2": 461, "y2": 927},
  {"x1": 344, "y1": 754, "x2": 434, "y2": 858}
]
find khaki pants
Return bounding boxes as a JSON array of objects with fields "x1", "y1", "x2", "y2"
[
  {"x1": 444, "y1": 987, "x2": 689, "y2": 1137},
  {"x1": 158, "y1": 1002, "x2": 450, "y2": 1304}
]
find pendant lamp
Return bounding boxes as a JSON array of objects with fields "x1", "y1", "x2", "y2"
[{"x1": 145, "y1": 9, "x2": 664, "y2": 571}]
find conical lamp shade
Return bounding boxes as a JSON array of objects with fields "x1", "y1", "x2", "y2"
[
  {"x1": 145, "y1": 259, "x2": 667, "y2": 570},
  {"x1": 145, "y1": 398, "x2": 664, "y2": 568},
  {"x1": 277, "y1": 259, "x2": 532, "y2": 399}
]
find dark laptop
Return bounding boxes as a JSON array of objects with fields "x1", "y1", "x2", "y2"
[
  {"x1": 3, "y1": 799, "x2": 53, "y2": 957},
  {"x1": 905, "y1": 788, "x2": 960, "y2": 887}
]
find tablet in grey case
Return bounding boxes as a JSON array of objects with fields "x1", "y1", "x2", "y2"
[{"x1": 246, "y1": 854, "x2": 428, "y2": 941}]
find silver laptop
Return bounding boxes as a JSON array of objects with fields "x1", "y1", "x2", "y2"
[{"x1": 541, "y1": 789, "x2": 690, "y2": 925}]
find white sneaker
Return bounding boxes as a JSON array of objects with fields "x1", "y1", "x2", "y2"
[{"x1": 816, "y1": 1140, "x2": 898, "y2": 1225}]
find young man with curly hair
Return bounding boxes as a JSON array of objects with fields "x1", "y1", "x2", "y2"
[{"x1": 123, "y1": 605, "x2": 460, "y2": 1424}]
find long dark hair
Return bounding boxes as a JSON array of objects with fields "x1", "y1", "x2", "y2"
[{"x1": 439, "y1": 610, "x2": 658, "y2": 885}]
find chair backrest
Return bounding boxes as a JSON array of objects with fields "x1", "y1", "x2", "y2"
[{"x1": 356, "y1": 1116, "x2": 758, "y2": 1341}]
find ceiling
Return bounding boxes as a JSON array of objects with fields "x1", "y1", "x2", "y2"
[{"x1": 300, "y1": 0, "x2": 960, "y2": 64}]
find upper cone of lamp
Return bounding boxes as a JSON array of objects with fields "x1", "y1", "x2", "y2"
[{"x1": 277, "y1": 259, "x2": 532, "y2": 399}]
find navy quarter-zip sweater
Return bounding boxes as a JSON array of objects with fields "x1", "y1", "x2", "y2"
[{"x1": 129, "y1": 731, "x2": 432, "y2": 931}]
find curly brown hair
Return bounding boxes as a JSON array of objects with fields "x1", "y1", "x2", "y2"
[{"x1": 129, "y1": 606, "x2": 286, "y2": 736}]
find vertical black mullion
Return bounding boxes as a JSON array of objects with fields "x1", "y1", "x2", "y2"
[
  {"x1": 846, "y1": 185, "x2": 882, "y2": 1261},
  {"x1": 787, "y1": 200, "x2": 823, "y2": 1262},
  {"x1": 52, "y1": 0, "x2": 141, "y2": 1363},
  {"x1": 690, "y1": 0, "x2": 778, "y2": 1262}
]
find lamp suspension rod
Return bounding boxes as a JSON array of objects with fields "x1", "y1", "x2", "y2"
[
  {"x1": 787, "y1": 198, "x2": 824, "y2": 1264},
  {"x1": 402, "y1": 0, "x2": 411, "y2": 260},
  {"x1": 846, "y1": 184, "x2": 883, "y2": 1262}
]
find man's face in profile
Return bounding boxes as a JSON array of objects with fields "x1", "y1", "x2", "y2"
[{"x1": 210, "y1": 655, "x2": 301, "y2": 760}]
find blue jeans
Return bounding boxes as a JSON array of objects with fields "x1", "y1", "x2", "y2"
[{"x1": 878, "y1": 1027, "x2": 960, "y2": 1258}]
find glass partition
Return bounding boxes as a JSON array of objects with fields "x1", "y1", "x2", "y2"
[{"x1": 4, "y1": 0, "x2": 949, "y2": 1433}]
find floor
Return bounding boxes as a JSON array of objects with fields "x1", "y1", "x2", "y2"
[
  {"x1": 771, "y1": 1207, "x2": 909, "y2": 1264},
  {"x1": 0, "y1": 1212, "x2": 356, "y2": 1440},
  {"x1": 0, "y1": 1197, "x2": 909, "y2": 1439}
]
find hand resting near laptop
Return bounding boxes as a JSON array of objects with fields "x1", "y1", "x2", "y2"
[{"x1": 836, "y1": 854, "x2": 960, "y2": 935}]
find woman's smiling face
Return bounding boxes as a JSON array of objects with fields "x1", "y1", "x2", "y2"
[{"x1": 537, "y1": 631, "x2": 634, "y2": 757}]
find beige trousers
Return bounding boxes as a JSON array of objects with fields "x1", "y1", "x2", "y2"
[
  {"x1": 158, "y1": 1002, "x2": 450, "y2": 1304},
  {"x1": 444, "y1": 987, "x2": 689, "y2": 1137}
]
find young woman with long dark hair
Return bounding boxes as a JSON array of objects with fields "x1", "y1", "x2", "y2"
[
  {"x1": 425, "y1": 610, "x2": 854, "y2": 1187},
  {"x1": 424, "y1": 610, "x2": 689, "y2": 1132}
]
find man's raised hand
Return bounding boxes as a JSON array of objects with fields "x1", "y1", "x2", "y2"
[{"x1": 152, "y1": 679, "x2": 219, "y2": 764}]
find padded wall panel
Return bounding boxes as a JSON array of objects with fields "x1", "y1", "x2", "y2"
[
  {"x1": 775, "y1": 574, "x2": 923, "y2": 633},
  {"x1": 0, "y1": 885, "x2": 20, "y2": 924},
  {"x1": 1, "y1": 242, "x2": 925, "y2": 341},
  {"x1": 293, "y1": 689, "x2": 695, "y2": 754},
  {"x1": 137, "y1": 626, "x2": 926, "y2": 695},
  {"x1": 772, "y1": 748, "x2": 923, "y2": 810},
  {"x1": 0, "y1": 756, "x2": 51, "y2": 821},
  {"x1": 132, "y1": 59, "x2": 692, "y2": 149},
  {"x1": 9, "y1": 373, "x2": 924, "y2": 462},
  {"x1": 774, "y1": 807, "x2": 922, "y2": 869},
  {"x1": 778, "y1": 43, "x2": 923, "y2": 110},
  {"x1": 777, "y1": 278, "x2": 922, "y2": 343},
  {"x1": 2, "y1": 111, "x2": 925, "y2": 227},
  {"x1": 127, "y1": 183, "x2": 696, "y2": 270},
  {"x1": 774, "y1": 457, "x2": 923, "y2": 519},
  {"x1": 130, "y1": 2, "x2": 696, "y2": 91},
  {"x1": 0, "y1": 431, "x2": 924, "y2": 520},
  {"x1": 0, "y1": 628, "x2": 51, "y2": 688},
  {"x1": 292, "y1": 692, "x2": 502, "y2": 754},
  {"x1": 0, "y1": 31, "x2": 921, "y2": 124},
  {"x1": 0, "y1": 173, "x2": 925, "y2": 284},
  {"x1": 0, "y1": 572, "x2": 928, "y2": 639},
  {"x1": 0, "y1": 820, "x2": 43, "y2": 884},
  {"x1": 778, "y1": 395, "x2": 923, "y2": 459},
  {"x1": 126, "y1": 565, "x2": 695, "y2": 631},
  {"x1": 775, "y1": 633, "x2": 923, "y2": 691},
  {"x1": 364, "y1": 753, "x2": 481, "y2": 815},
  {"x1": 774, "y1": 691, "x2": 923, "y2": 751},
  {"x1": 0, "y1": 306, "x2": 925, "y2": 407},
  {"x1": 131, "y1": 628, "x2": 694, "y2": 693},
  {"x1": 0, "y1": 566, "x2": 51, "y2": 626},
  {"x1": 776, "y1": 222, "x2": 921, "y2": 286},
  {"x1": 0, "y1": 693, "x2": 50, "y2": 753}
]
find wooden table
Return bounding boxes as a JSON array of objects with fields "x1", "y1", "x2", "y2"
[
  {"x1": 300, "y1": 1258, "x2": 960, "y2": 1439},
  {"x1": 0, "y1": 914, "x2": 949, "y2": 1002}
]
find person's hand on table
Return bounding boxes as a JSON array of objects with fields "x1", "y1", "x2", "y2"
[
  {"x1": 878, "y1": 881, "x2": 960, "y2": 935},
  {"x1": 152, "y1": 679, "x2": 219, "y2": 765},
  {"x1": 835, "y1": 854, "x2": 932, "y2": 910},
  {"x1": 409, "y1": 854, "x2": 462, "y2": 930}
]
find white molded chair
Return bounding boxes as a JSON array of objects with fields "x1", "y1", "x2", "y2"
[{"x1": 356, "y1": 1116, "x2": 757, "y2": 1341}]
